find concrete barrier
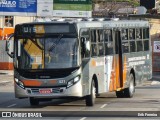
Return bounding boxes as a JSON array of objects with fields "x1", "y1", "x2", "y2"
[{"x1": 0, "y1": 40, "x2": 13, "y2": 70}]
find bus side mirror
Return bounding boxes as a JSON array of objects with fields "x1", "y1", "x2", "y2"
[{"x1": 6, "y1": 34, "x2": 14, "y2": 58}]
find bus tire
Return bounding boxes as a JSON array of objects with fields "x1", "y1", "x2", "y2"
[
  {"x1": 124, "y1": 73, "x2": 135, "y2": 98},
  {"x1": 116, "y1": 90, "x2": 124, "y2": 98},
  {"x1": 29, "y1": 97, "x2": 39, "y2": 106},
  {"x1": 85, "y1": 80, "x2": 96, "y2": 106}
]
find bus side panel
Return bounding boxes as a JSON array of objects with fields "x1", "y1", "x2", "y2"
[
  {"x1": 89, "y1": 57, "x2": 105, "y2": 94},
  {"x1": 108, "y1": 55, "x2": 129, "y2": 91},
  {"x1": 107, "y1": 55, "x2": 122, "y2": 92},
  {"x1": 81, "y1": 59, "x2": 90, "y2": 96},
  {"x1": 104, "y1": 56, "x2": 113, "y2": 92},
  {"x1": 124, "y1": 52, "x2": 152, "y2": 87}
]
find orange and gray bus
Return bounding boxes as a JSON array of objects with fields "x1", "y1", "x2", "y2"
[{"x1": 6, "y1": 18, "x2": 152, "y2": 106}]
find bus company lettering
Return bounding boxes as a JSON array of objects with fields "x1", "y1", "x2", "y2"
[
  {"x1": 128, "y1": 56, "x2": 146, "y2": 66},
  {"x1": 0, "y1": 0, "x2": 16, "y2": 7},
  {"x1": 128, "y1": 56, "x2": 146, "y2": 62}
]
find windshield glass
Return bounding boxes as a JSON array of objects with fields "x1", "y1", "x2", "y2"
[{"x1": 16, "y1": 36, "x2": 79, "y2": 69}]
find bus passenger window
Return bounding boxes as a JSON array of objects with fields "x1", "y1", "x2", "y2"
[
  {"x1": 80, "y1": 29, "x2": 89, "y2": 37},
  {"x1": 121, "y1": 29, "x2": 128, "y2": 40},
  {"x1": 80, "y1": 29, "x2": 90, "y2": 58},
  {"x1": 136, "y1": 28, "x2": 142, "y2": 39},
  {"x1": 130, "y1": 41, "x2": 136, "y2": 52},
  {"x1": 91, "y1": 30, "x2": 96, "y2": 43},
  {"x1": 122, "y1": 41, "x2": 129, "y2": 53},
  {"x1": 91, "y1": 44, "x2": 97, "y2": 56},
  {"x1": 137, "y1": 41, "x2": 143, "y2": 51},
  {"x1": 104, "y1": 29, "x2": 113, "y2": 55},
  {"x1": 104, "y1": 30, "x2": 112, "y2": 42},
  {"x1": 98, "y1": 30, "x2": 103, "y2": 42},
  {"x1": 129, "y1": 29, "x2": 135, "y2": 40},
  {"x1": 105, "y1": 42, "x2": 113, "y2": 55},
  {"x1": 144, "y1": 40, "x2": 149, "y2": 51},
  {"x1": 98, "y1": 43, "x2": 104, "y2": 56},
  {"x1": 143, "y1": 28, "x2": 149, "y2": 39}
]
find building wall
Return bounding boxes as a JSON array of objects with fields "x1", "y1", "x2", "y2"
[
  {"x1": 13, "y1": 16, "x2": 35, "y2": 27},
  {"x1": 0, "y1": 16, "x2": 35, "y2": 70},
  {"x1": 0, "y1": 16, "x2": 35, "y2": 28},
  {"x1": 150, "y1": 19, "x2": 160, "y2": 72}
]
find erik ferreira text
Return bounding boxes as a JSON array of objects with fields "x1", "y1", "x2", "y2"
[{"x1": 138, "y1": 112, "x2": 158, "y2": 117}]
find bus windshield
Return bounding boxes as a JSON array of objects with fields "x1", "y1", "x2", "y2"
[{"x1": 16, "y1": 36, "x2": 79, "y2": 69}]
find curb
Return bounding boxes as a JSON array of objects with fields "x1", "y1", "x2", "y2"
[
  {"x1": 0, "y1": 71, "x2": 13, "y2": 76},
  {"x1": 0, "y1": 81, "x2": 12, "y2": 86}
]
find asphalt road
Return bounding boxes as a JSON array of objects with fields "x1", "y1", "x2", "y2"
[{"x1": 0, "y1": 74, "x2": 160, "y2": 120}]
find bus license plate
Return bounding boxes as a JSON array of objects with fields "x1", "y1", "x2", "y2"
[{"x1": 39, "y1": 89, "x2": 52, "y2": 94}]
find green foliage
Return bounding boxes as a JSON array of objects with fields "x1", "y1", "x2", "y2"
[{"x1": 93, "y1": 0, "x2": 140, "y2": 7}]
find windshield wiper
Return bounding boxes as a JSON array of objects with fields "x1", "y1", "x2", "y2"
[
  {"x1": 48, "y1": 34, "x2": 63, "y2": 52},
  {"x1": 23, "y1": 35, "x2": 44, "y2": 50}
]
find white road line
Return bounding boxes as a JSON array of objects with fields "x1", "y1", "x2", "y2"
[
  {"x1": 80, "y1": 117, "x2": 87, "y2": 120},
  {"x1": 7, "y1": 104, "x2": 16, "y2": 108},
  {"x1": 100, "y1": 104, "x2": 108, "y2": 108}
]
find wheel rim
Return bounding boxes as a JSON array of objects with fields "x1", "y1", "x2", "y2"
[
  {"x1": 92, "y1": 83, "x2": 96, "y2": 102},
  {"x1": 129, "y1": 76, "x2": 134, "y2": 94}
]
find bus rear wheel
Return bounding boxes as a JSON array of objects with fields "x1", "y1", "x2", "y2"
[
  {"x1": 85, "y1": 80, "x2": 96, "y2": 106},
  {"x1": 124, "y1": 73, "x2": 135, "y2": 98},
  {"x1": 116, "y1": 90, "x2": 124, "y2": 98},
  {"x1": 29, "y1": 97, "x2": 39, "y2": 106}
]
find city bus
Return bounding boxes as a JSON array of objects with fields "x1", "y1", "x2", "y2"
[{"x1": 6, "y1": 18, "x2": 152, "y2": 106}]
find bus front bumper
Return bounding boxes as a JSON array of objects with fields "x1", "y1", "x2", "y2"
[{"x1": 14, "y1": 81, "x2": 83, "y2": 98}]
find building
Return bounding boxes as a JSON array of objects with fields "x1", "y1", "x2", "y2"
[{"x1": 0, "y1": 16, "x2": 35, "y2": 40}]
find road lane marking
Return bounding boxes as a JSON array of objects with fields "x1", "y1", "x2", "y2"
[
  {"x1": 80, "y1": 117, "x2": 87, "y2": 120},
  {"x1": 7, "y1": 104, "x2": 16, "y2": 108},
  {"x1": 100, "y1": 104, "x2": 108, "y2": 108}
]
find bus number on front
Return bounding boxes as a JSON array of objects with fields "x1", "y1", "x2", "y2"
[{"x1": 59, "y1": 80, "x2": 65, "y2": 84}]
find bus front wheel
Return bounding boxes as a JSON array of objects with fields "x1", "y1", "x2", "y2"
[
  {"x1": 85, "y1": 80, "x2": 96, "y2": 106},
  {"x1": 29, "y1": 97, "x2": 39, "y2": 106}
]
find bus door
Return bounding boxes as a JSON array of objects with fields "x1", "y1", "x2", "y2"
[
  {"x1": 114, "y1": 29, "x2": 123, "y2": 89},
  {"x1": 105, "y1": 29, "x2": 123, "y2": 92}
]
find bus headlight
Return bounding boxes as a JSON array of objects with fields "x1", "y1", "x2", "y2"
[
  {"x1": 14, "y1": 78, "x2": 25, "y2": 89},
  {"x1": 67, "y1": 76, "x2": 80, "y2": 88}
]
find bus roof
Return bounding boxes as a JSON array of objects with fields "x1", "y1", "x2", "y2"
[{"x1": 16, "y1": 18, "x2": 149, "y2": 30}]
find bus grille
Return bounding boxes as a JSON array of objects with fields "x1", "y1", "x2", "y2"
[{"x1": 27, "y1": 88, "x2": 62, "y2": 94}]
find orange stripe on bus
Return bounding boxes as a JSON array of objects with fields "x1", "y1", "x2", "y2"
[
  {"x1": 49, "y1": 80, "x2": 57, "y2": 84},
  {"x1": 116, "y1": 57, "x2": 119, "y2": 89},
  {"x1": 23, "y1": 80, "x2": 42, "y2": 86},
  {"x1": 123, "y1": 56, "x2": 127, "y2": 87},
  {"x1": 109, "y1": 56, "x2": 116, "y2": 91},
  {"x1": 91, "y1": 60, "x2": 96, "y2": 67}
]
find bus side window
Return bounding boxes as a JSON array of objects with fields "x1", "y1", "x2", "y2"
[
  {"x1": 80, "y1": 28, "x2": 90, "y2": 58},
  {"x1": 143, "y1": 28, "x2": 149, "y2": 51},
  {"x1": 104, "y1": 29, "x2": 113, "y2": 55},
  {"x1": 129, "y1": 28, "x2": 136, "y2": 52},
  {"x1": 143, "y1": 28, "x2": 149, "y2": 39},
  {"x1": 97, "y1": 29, "x2": 104, "y2": 56},
  {"x1": 136, "y1": 28, "x2": 143, "y2": 52},
  {"x1": 91, "y1": 29, "x2": 97, "y2": 57},
  {"x1": 121, "y1": 29, "x2": 129, "y2": 53}
]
